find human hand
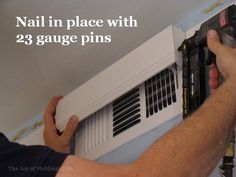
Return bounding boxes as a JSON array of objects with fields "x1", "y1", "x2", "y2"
[
  {"x1": 43, "y1": 96, "x2": 79, "y2": 153},
  {"x1": 208, "y1": 63, "x2": 219, "y2": 92},
  {"x1": 207, "y1": 29, "x2": 236, "y2": 80}
]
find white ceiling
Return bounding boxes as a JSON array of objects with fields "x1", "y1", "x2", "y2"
[{"x1": 0, "y1": 0, "x2": 208, "y2": 134}]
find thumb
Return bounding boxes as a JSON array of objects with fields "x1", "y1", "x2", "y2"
[
  {"x1": 61, "y1": 115, "x2": 79, "y2": 142},
  {"x1": 207, "y1": 29, "x2": 222, "y2": 55}
]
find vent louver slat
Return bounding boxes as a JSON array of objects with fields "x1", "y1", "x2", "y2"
[
  {"x1": 170, "y1": 68, "x2": 177, "y2": 103},
  {"x1": 113, "y1": 107, "x2": 140, "y2": 127},
  {"x1": 145, "y1": 67, "x2": 177, "y2": 118},
  {"x1": 83, "y1": 106, "x2": 110, "y2": 153},
  {"x1": 112, "y1": 88, "x2": 141, "y2": 137},
  {"x1": 113, "y1": 119, "x2": 141, "y2": 137},
  {"x1": 113, "y1": 97, "x2": 140, "y2": 116}
]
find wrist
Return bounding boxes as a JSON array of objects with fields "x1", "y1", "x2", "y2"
[
  {"x1": 218, "y1": 75, "x2": 236, "y2": 124},
  {"x1": 228, "y1": 72, "x2": 236, "y2": 81},
  {"x1": 54, "y1": 145, "x2": 70, "y2": 153},
  {"x1": 227, "y1": 74, "x2": 236, "y2": 88}
]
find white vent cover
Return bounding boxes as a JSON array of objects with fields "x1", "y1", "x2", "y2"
[
  {"x1": 55, "y1": 25, "x2": 185, "y2": 132},
  {"x1": 75, "y1": 64, "x2": 182, "y2": 160},
  {"x1": 145, "y1": 67, "x2": 177, "y2": 117},
  {"x1": 83, "y1": 106, "x2": 111, "y2": 153},
  {"x1": 112, "y1": 88, "x2": 141, "y2": 137},
  {"x1": 53, "y1": 25, "x2": 185, "y2": 160}
]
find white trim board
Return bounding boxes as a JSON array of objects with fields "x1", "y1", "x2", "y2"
[{"x1": 55, "y1": 25, "x2": 184, "y2": 131}]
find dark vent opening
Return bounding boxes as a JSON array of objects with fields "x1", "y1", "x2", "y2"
[
  {"x1": 113, "y1": 88, "x2": 139, "y2": 106},
  {"x1": 113, "y1": 96, "x2": 140, "y2": 116},
  {"x1": 113, "y1": 88, "x2": 141, "y2": 137},
  {"x1": 114, "y1": 103, "x2": 140, "y2": 121},
  {"x1": 145, "y1": 66, "x2": 177, "y2": 118},
  {"x1": 114, "y1": 114, "x2": 141, "y2": 132},
  {"x1": 114, "y1": 108, "x2": 140, "y2": 126},
  {"x1": 113, "y1": 119, "x2": 141, "y2": 137}
]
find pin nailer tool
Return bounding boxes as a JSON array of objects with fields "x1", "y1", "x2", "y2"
[{"x1": 178, "y1": 5, "x2": 236, "y2": 177}]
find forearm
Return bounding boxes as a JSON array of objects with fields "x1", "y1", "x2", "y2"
[
  {"x1": 135, "y1": 76, "x2": 236, "y2": 177},
  {"x1": 56, "y1": 155, "x2": 134, "y2": 177}
]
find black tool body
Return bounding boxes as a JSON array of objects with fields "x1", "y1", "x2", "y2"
[
  {"x1": 178, "y1": 5, "x2": 236, "y2": 177},
  {"x1": 179, "y1": 5, "x2": 236, "y2": 118}
]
